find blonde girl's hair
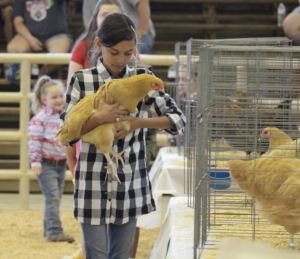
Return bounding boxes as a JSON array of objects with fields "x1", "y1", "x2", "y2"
[{"x1": 31, "y1": 75, "x2": 65, "y2": 115}]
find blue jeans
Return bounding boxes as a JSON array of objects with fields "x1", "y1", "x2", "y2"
[
  {"x1": 81, "y1": 219, "x2": 137, "y2": 259},
  {"x1": 139, "y1": 30, "x2": 154, "y2": 54},
  {"x1": 37, "y1": 163, "x2": 66, "y2": 241}
]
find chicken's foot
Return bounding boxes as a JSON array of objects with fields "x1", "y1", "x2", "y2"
[
  {"x1": 104, "y1": 154, "x2": 121, "y2": 184},
  {"x1": 111, "y1": 150, "x2": 126, "y2": 168},
  {"x1": 289, "y1": 234, "x2": 295, "y2": 249}
]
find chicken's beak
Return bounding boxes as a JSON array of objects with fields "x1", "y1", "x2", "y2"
[
  {"x1": 260, "y1": 131, "x2": 270, "y2": 140},
  {"x1": 151, "y1": 82, "x2": 165, "y2": 93}
]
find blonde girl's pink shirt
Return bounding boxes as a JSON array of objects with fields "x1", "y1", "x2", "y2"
[{"x1": 28, "y1": 106, "x2": 66, "y2": 168}]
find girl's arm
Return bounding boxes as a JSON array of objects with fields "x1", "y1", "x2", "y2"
[
  {"x1": 115, "y1": 90, "x2": 186, "y2": 140},
  {"x1": 28, "y1": 118, "x2": 44, "y2": 175},
  {"x1": 114, "y1": 116, "x2": 173, "y2": 140},
  {"x1": 67, "y1": 41, "x2": 88, "y2": 85},
  {"x1": 0, "y1": 0, "x2": 14, "y2": 8},
  {"x1": 14, "y1": 16, "x2": 43, "y2": 51},
  {"x1": 60, "y1": 76, "x2": 128, "y2": 146},
  {"x1": 80, "y1": 91, "x2": 128, "y2": 136},
  {"x1": 67, "y1": 61, "x2": 83, "y2": 86},
  {"x1": 65, "y1": 146, "x2": 77, "y2": 175},
  {"x1": 136, "y1": 0, "x2": 150, "y2": 39}
]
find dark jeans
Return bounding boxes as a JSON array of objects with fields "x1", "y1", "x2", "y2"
[{"x1": 37, "y1": 163, "x2": 66, "y2": 241}]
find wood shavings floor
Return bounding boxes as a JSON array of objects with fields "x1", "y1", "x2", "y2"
[{"x1": 0, "y1": 194, "x2": 169, "y2": 259}]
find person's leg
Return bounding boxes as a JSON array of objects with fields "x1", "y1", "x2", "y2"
[
  {"x1": 7, "y1": 34, "x2": 33, "y2": 53},
  {"x1": 2, "y1": 6, "x2": 13, "y2": 42},
  {"x1": 129, "y1": 227, "x2": 139, "y2": 259},
  {"x1": 37, "y1": 164, "x2": 64, "y2": 241},
  {"x1": 57, "y1": 163, "x2": 66, "y2": 199},
  {"x1": 39, "y1": 34, "x2": 71, "y2": 76},
  {"x1": 43, "y1": 207, "x2": 47, "y2": 237},
  {"x1": 138, "y1": 30, "x2": 153, "y2": 54},
  {"x1": 108, "y1": 219, "x2": 137, "y2": 259},
  {"x1": 81, "y1": 223, "x2": 108, "y2": 259}
]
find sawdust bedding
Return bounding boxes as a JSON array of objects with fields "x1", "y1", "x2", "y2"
[
  {"x1": 0, "y1": 210, "x2": 161, "y2": 259},
  {"x1": 200, "y1": 194, "x2": 300, "y2": 259}
]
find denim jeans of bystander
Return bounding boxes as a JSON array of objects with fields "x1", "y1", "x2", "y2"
[
  {"x1": 37, "y1": 163, "x2": 66, "y2": 241},
  {"x1": 139, "y1": 30, "x2": 154, "y2": 54}
]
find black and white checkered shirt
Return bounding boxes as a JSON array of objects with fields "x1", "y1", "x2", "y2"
[{"x1": 61, "y1": 60, "x2": 186, "y2": 225}]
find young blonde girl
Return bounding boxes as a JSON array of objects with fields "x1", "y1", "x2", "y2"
[{"x1": 28, "y1": 76, "x2": 74, "y2": 243}]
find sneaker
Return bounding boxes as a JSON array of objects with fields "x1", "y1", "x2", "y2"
[
  {"x1": 51, "y1": 234, "x2": 75, "y2": 243},
  {"x1": 31, "y1": 64, "x2": 39, "y2": 79},
  {"x1": 61, "y1": 248, "x2": 84, "y2": 259}
]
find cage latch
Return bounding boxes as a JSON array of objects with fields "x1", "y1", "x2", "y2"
[{"x1": 197, "y1": 103, "x2": 214, "y2": 123}]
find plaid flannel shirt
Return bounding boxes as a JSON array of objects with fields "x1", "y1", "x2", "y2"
[{"x1": 60, "y1": 60, "x2": 186, "y2": 225}]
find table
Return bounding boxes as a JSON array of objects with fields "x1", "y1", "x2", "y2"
[
  {"x1": 150, "y1": 197, "x2": 194, "y2": 259},
  {"x1": 137, "y1": 147, "x2": 186, "y2": 229}
]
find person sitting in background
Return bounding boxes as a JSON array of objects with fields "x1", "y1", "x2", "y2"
[
  {"x1": 283, "y1": 1, "x2": 300, "y2": 45},
  {"x1": 68, "y1": 0, "x2": 123, "y2": 76},
  {"x1": 122, "y1": 0, "x2": 155, "y2": 54},
  {"x1": 7, "y1": 0, "x2": 72, "y2": 77},
  {"x1": 82, "y1": 0, "x2": 155, "y2": 54},
  {"x1": 0, "y1": 0, "x2": 14, "y2": 43}
]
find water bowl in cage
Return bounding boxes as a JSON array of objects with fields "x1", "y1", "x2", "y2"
[{"x1": 209, "y1": 171, "x2": 231, "y2": 190}]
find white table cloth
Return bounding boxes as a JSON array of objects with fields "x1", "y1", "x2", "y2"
[
  {"x1": 137, "y1": 147, "x2": 186, "y2": 229},
  {"x1": 150, "y1": 197, "x2": 194, "y2": 259}
]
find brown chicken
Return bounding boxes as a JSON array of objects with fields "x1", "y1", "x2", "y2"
[
  {"x1": 228, "y1": 157, "x2": 300, "y2": 248},
  {"x1": 55, "y1": 74, "x2": 164, "y2": 183}
]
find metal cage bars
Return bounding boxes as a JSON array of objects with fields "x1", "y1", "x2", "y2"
[{"x1": 194, "y1": 45, "x2": 300, "y2": 258}]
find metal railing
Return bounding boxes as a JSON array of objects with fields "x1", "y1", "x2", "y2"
[{"x1": 0, "y1": 53, "x2": 176, "y2": 209}]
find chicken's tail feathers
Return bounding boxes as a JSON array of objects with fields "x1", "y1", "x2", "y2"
[
  {"x1": 59, "y1": 134, "x2": 68, "y2": 146},
  {"x1": 54, "y1": 128, "x2": 63, "y2": 141},
  {"x1": 54, "y1": 127, "x2": 69, "y2": 146}
]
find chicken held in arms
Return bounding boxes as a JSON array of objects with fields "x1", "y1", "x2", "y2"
[
  {"x1": 55, "y1": 74, "x2": 164, "y2": 183},
  {"x1": 228, "y1": 157, "x2": 300, "y2": 248}
]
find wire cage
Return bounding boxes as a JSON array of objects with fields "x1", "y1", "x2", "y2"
[
  {"x1": 163, "y1": 81, "x2": 181, "y2": 152},
  {"x1": 193, "y1": 45, "x2": 300, "y2": 259},
  {"x1": 179, "y1": 37, "x2": 293, "y2": 209}
]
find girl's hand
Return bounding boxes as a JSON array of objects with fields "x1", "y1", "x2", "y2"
[
  {"x1": 29, "y1": 36, "x2": 43, "y2": 52},
  {"x1": 32, "y1": 166, "x2": 42, "y2": 176},
  {"x1": 114, "y1": 116, "x2": 141, "y2": 140},
  {"x1": 136, "y1": 28, "x2": 147, "y2": 39},
  {"x1": 96, "y1": 91, "x2": 128, "y2": 124},
  {"x1": 150, "y1": 107, "x2": 157, "y2": 117}
]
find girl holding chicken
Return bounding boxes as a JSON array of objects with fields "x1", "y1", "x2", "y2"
[
  {"x1": 60, "y1": 13, "x2": 186, "y2": 258},
  {"x1": 28, "y1": 76, "x2": 74, "y2": 243},
  {"x1": 65, "y1": 2, "x2": 151, "y2": 258}
]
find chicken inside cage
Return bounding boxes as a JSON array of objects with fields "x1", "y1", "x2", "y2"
[{"x1": 189, "y1": 43, "x2": 300, "y2": 257}]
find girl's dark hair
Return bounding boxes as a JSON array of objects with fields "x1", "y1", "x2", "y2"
[
  {"x1": 82, "y1": 0, "x2": 123, "y2": 66},
  {"x1": 91, "y1": 13, "x2": 136, "y2": 66}
]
